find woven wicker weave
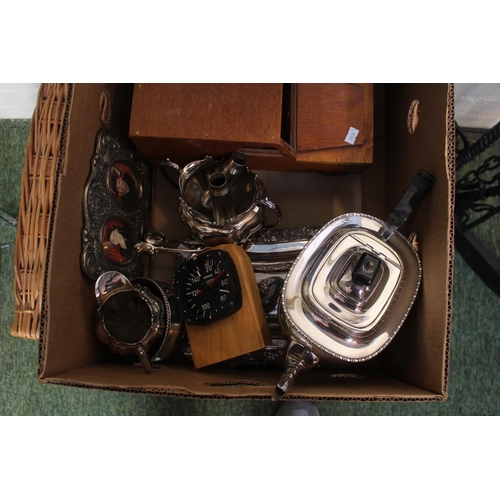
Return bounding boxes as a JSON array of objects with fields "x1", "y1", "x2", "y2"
[{"x1": 10, "y1": 83, "x2": 71, "y2": 340}]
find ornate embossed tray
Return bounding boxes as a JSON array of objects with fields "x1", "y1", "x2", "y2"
[{"x1": 81, "y1": 129, "x2": 152, "y2": 280}]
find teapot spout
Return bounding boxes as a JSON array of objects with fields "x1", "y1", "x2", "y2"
[
  {"x1": 272, "y1": 340, "x2": 320, "y2": 401},
  {"x1": 221, "y1": 151, "x2": 248, "y2": 177},
  {"x1": 160, "y1": 158, "x2": 181, "y2": 173}
]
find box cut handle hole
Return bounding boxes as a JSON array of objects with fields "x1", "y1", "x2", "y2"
[
  {"x1": 100, "y1": 90, "x2": 111, "y2": 124},
  {"x1": 407, "y1": 99, "x2": 420, "y2": 133}
]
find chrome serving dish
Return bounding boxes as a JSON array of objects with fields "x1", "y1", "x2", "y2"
[
  {"x1": 162, "y1": 152, "x2": 281, "y2": 245},
  {"x1": 134, "y1": 225, "x2": 318, "y2": 273},
  {"x1": 273, "y1": 170, "x2": 434, "y2": 400}
]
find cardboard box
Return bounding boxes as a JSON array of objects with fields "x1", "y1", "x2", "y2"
[{"x1": 36, "y1": 83, "x2": 454, "y2": 401}]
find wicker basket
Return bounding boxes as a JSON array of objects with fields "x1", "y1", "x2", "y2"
[{"x1": 10, "y1": 83, "x2": 72, "y2": 340}]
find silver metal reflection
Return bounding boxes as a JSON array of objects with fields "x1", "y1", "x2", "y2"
[
  {"x1": 162, "y1": 152, "x2": 281, "y2": 245},
  {"x1": 274, "y1": 213, "x2": 423, "y2": 400},
  {"x1": 208, "y1": 171, "x2": 235, "y2": 223},
  {"x1": 94, "y1": 271, "x2": 181, "y2": 372},
  {"x1": 134, "y1": 225, "x2": 317, "y2": 273}
]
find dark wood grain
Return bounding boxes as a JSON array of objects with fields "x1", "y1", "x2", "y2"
[
  {"x1": 129, "y1": 83, "x2": 293, "y2": 159},
  {"x1": 128, "y1": 83, "x2": 374, "y2": 173},
  {"x1": 297, "y1": 83, "x2": 365, "y2": 151}
]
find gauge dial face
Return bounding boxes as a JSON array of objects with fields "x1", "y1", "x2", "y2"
[{"x1": 176, "y1": 250, "x2": 242, "y2": 325}]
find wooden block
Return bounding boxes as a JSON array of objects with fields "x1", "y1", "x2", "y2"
[{"x1": 184, "y1": 244, "x2": 270, "y2": 368}]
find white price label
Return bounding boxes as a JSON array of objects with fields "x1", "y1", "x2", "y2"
[{"x1": 345, "y1": 127, "x2": 359, "y2": 145}]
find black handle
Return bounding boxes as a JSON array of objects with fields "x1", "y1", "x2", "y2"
[{"x1": 385, "y1": 170, "x2": 435, "y2": 230}]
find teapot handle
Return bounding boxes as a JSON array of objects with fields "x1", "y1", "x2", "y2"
[
  {"x1": 260, "y1": 198, "x2": 282, "y2": 229},
  {"x1": 378, "y1": 169, "x2": 434, "y2": 242}
]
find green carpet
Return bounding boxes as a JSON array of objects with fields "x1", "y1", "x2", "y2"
[{"x1": 1, "y1": 120, "x2": 499, "y2": 415}]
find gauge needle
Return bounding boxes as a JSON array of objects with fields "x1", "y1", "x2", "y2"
[
  {"x1": 193, "y1": 271, "x2": 225, "y2": 296},
  {"x1": 207, "y1": 271, "x2": 225, "y2": 287}
]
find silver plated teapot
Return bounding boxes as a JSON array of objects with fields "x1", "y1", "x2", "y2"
[
  {"x1": 162, "y1": 152, "x2": 281, "y2": 245},
  {"x1": 273, "y1": 170, "x2": 434, "y2": 400}
]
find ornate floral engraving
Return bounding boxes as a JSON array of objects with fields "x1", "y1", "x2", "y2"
[{"x1": 81, "y1": 129, "x2": 152, "y2": 280}]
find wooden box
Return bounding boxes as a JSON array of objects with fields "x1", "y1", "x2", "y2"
[{"x1": 129, "y1": 83, "x2": 373, "y2": 173}]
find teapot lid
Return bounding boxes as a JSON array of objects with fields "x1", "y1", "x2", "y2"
[{"x1": 281, "y1": 213, "x2": 422, "y2": 361}]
